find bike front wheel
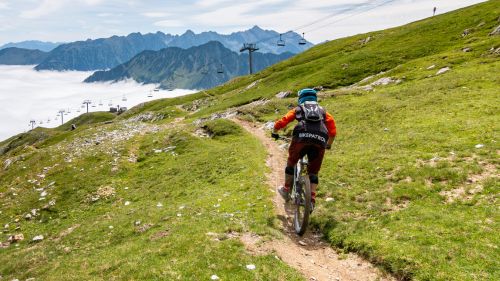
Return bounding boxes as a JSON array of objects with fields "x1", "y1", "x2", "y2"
[{"x1": 294, "y1": 175, "x2": 311, "y2": 236}]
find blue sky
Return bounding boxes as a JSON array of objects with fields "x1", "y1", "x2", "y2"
[{"x1": 0, "y1": 0, "x2": 486, "y2": 45}]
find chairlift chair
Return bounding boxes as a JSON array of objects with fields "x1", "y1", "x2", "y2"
[
  {"x1": 299, "y1": 32, "x2": 307, "y2": 45},
  {"x1": 122, "y1": 95, "x2": 127, "y2": 102},
  {"x1": 277, "y1": 34, "x2": 285, "y2": 47},
  {"x1": 154, "y1": 88, "x2": 160, "y2": 92},
  {"x1": 147, "y1": 91, "x2": 153, "y2": 98},
  {"x1": 98, "y1": 100, "x2": 103, "y2": 106},
  {"x1": 77, "y1": 109, "x2": 81, "y2": 113},
  {"x1": 217, "y1": 63, "x2": 224, "y2": 74},
  {"x1": 108, "y1": 100, "x2": 113, "y2": 106}
]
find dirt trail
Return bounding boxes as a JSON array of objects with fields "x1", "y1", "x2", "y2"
[{"x1": 234, "y1": 119, "x2": 394, "y2": 281}]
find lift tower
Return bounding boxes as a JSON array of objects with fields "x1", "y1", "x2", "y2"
[
  {"x1": 83, "y1": 100, "x2": 92, "y2": 113},
  {"x1": 240, "y1": 43, "x2": 259, "y2": 75},
  {"x1": 58, "y1": 109, "x2": 65, "y2": 125}
]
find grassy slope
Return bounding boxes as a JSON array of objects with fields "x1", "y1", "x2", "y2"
[
  {"x1": 1, "y1": 1, "x2": 499, "y2": 280},
  {"x1": 0, "y1": 117, "x2": 301, "y2": 280}
]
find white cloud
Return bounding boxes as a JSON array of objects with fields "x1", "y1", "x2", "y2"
[
  {"x1": 20, "y1": 0, "x2": 66, "y2": 19},
  {"x1": 0, "y1": 0, "x2": 9, "y2": 10},
  {"x1": 154, "y1": 19, "x2": 183, "y2": 28},
  {"x1": 142, "y1": 12, "x2": 171, "y2": 18},
  {"x1": 83, "y1": 0, "x2": 104, "y2": 5},
  {"x1": 97, "y1": 12, "x2": 113, "y2": 17},
  {"x1": 103, "y1": 19, "x2": 122, "y2": 25},
  {"x1": 196, "y1": 0, "x2": 233, "y2": 8}
]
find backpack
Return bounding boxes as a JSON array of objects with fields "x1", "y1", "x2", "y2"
[
  {"x1": 293, "y1": 102, "x2": 329, "y2": 147},
  {"x1": 300, "y1": 102, "x2": 323, "y2": 122}
]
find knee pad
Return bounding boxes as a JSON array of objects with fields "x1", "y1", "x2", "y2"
[
  {"x1": 285, "y1": 166, "x2": 294, "y2": 175},
  {"x1": 309, "y1": 174, "x2": 319, "y2": 184}
]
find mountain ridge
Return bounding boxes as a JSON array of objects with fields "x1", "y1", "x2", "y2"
[
  {"x1": 0, "y1": 47, "x2": 48, "y2": 65},
  {"x1": 33, "y1": 26, "x2": 312, "y2": 71},
  {"x1": 0, "y1": 40, "x2": 62, "y2": 52},
  {"x1": 84, "y1": 41, "x2": 295, "y2": 89}
]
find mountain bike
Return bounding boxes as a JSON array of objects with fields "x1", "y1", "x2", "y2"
[{"x1": 277, "y1": 136, "x2": 312, "y2": 236}]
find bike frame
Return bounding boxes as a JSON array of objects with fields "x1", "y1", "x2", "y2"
[
  {"x1": 291, "y1": 156, "x2": 308, "y2": 203},
  {"x1": 277, "y1": 135, "x2": 312, "y2": 235}
]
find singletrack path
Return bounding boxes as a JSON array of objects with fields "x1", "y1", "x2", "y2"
[{"x1": 234, "y1": 119, "x2": 394, "y2": 281}]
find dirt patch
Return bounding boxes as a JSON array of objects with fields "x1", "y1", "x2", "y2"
[
  {"x1": 440, "y1": 162, "x2": 497, "y2": 203},
  {"x1": 234, "y1": 119, "x2": 394, "y2": 281},
  {"x1": 136, "y1": 223, "x2": 155, "y2": 233},
  {"x1": 54, "y1": 224, "x2": 81, "y2": 241},
  {"x1": 384, "y1": 197, "x2": 409, "y2": 212},
  {"x1": 150, "y1": 229, "x2": 169, "y2": 241}
]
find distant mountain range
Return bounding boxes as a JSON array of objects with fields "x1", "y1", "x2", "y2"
[
  {"x1": 0, "y1": 40, "x2": 62, "y2": 52},
  {"x1": 0, "y1": 48, "x2": 48, "y2": 65},
  {"x1": 165, "y1": 26, "x2": 312, "y2": 54},
  {"x1": 35, "y1": 32, "x2": 169, "y2": 71},
  {"x1": 84, "y1": 41, "x2": 294, "y2": 89},
  {"x1": 33, "y1": 26, "x2": 312, "y2": 71}
]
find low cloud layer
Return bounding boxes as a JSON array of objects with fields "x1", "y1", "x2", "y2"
[{"x1": 0, "y1": 65, "x2": 195, "y2": 141}]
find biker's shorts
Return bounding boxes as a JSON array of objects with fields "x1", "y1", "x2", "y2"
[{"x1": 287, "y1": 139, "x2": 325, "y2": 175}]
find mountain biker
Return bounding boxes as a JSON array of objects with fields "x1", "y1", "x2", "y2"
[{"x1": 271, "y1": 88, "x2": 336, "y2": 211}]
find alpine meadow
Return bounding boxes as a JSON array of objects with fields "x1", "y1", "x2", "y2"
[{"x1": 0, "y1": 1, "x2": 499, "y2": 280}]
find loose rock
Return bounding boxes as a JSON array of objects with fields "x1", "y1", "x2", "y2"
[
  {"x1": 8, "y1": 234, "x2": 24, "y2": 243},
  {"x1": 489, "y1": 25, "x2": 500, "y2": 36},
  {"x1": 32, "y1": 235, "x2": 44, "y2": 242},
  {"x1": 436, "y1": 67, "x2": 451, "y2": 75},
  {"x1": 246, "y1": 264, "x2": 256, "y2": 270},
  {"x1": 275, "y1": 91, "x2": 292, "y2": 99}
]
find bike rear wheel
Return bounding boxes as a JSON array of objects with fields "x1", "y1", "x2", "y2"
[{"x1": 294, "y1": 175, "x2": 311, "y2": 236}]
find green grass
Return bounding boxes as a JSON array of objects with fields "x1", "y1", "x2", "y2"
[
  {"x1": 1, "y1": 1, "x2": 499, "y2": 280},
  {"x1": 0, "y1": 120, "x2": 301, "y2": 280}
]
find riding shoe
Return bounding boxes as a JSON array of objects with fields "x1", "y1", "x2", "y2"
[{"x1": 278, "y1": 186, "x2": 290, "y2": 202}]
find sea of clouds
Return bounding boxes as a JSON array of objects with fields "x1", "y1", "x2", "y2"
[{"x1": 0, "y1": 65, "x2": 196, "y2": 141}]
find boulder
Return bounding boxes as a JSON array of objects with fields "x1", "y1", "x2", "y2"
[
  {"x1": 436, "y1": 67, "x2": 451, "y2": 75},
  {"x1": 7, "y1": 233, "x2": 24, "y2": 243},
  {"x1": 360, "y1": 36, "x2": 371, "y2": 44},
  {"x1": 32, "y1": 235, "x2": 44, "y2": 242},
  {"x1": 275, "y1": 91, "x2": 291, "y2": 99},
  {"x1": 3, "y1": 159, "x2": 12, "y2": 170},
  {"x1": 370, "y1": 77, "x2": 398, "y2": 86},
  {"x1": 490, "y1": 25, "x2": 500, "y2": 36}
]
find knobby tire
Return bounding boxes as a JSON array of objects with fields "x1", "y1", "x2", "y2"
[{"x1": 294, "y1": 175, "x2": 311, "y2": 236}]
